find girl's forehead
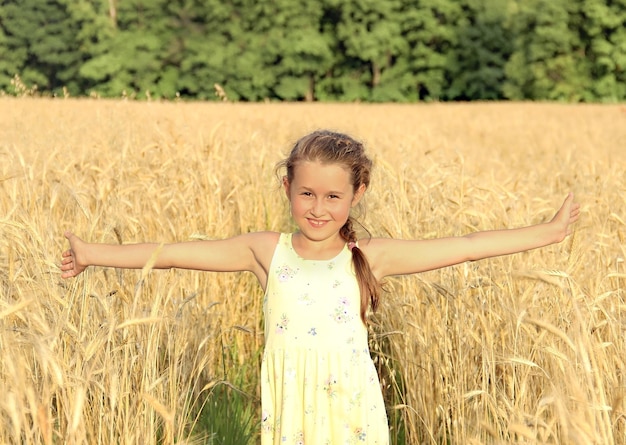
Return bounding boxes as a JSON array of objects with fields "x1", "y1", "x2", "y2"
[
  {"x1": 293, "y1": 160, "x2": 350, "y2": 178},
  {"x1": 290, "y1": 161, "x2": 353, "y2": 192}
]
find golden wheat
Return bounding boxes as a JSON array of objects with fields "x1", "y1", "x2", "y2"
[{"x1": 1, "y1": 98, "x2": 624, "y2": 444}]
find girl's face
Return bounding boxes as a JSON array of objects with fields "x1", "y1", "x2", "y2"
[{"x1": 284, "y1": 161, "x2": 365, "y2": 242}]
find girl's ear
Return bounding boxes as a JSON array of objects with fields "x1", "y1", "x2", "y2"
[
  {"x1": 351, "y1": 183, "x2": 367, "y2": 207},
  {"x1": 282, "y1": 176, "x2": 291, "y2": 200}
]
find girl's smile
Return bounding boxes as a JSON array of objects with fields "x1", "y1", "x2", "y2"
[{"x1": 307, "y1": 219, "x2": 328, "y2": 227}]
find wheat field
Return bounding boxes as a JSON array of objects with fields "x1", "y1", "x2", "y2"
[{"x1": 1, "y1": 98, "x2": 625, "y2": 444}]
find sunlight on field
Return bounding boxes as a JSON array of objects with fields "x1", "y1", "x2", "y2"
[{"x1": 1, "y1": 98, "x2": 625, "y2": 444}]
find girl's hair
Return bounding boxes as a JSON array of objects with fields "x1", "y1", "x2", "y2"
[{"x1": 276, "y1": 130, "x2": 381, "y2": 324}]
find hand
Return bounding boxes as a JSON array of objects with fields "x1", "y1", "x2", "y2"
[
  {"x1": 549, "y1": 193, "x2": 581, "y2": 242},
  {"x1": 60, "y1": 231, "x2": 89, "y2": 278}
]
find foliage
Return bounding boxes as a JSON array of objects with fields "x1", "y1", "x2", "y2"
[
  {"x1": 447, "y1": 0, "x2": 513, "y2": 100},
  {"x1": 0, "y1": 0, "x2": 84, "y2": 94},
  {"x1": 1, "y1": 0, "x2": 625, "y2": 101},
  {"x1": 503, "y1": 0, "x2": 592, "y2": 101},
  {"x1": 581, "y1": 0, "x2": 626, "y2": 101}
]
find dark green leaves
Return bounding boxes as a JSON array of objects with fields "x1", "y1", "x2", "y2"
[{"x1": 1, "y1": 0, "x2": 624, "y2": 101}]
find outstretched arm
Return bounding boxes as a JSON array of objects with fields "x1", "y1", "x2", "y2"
[
  {"x1": 60, "y1": 231, "x2": 278, "y2": 286},
  {"x1": 364, "y1": 193, "x2": 580, "y2": 279}
]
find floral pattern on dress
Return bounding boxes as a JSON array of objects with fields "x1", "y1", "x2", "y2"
[
  {"x1": 261, "y1": 410, "x2": 274, "y2": 434},
  {"x1": 277, "y1": 264, "x2": 298, "y2": 282},
  {"x1": 323, "y1": 374, "x2": 338, "y2": 398},
  {"x1": 297, "y1": 293, "x2": 314, "y2": 306},
  {"x1": 276, "y1": 313, "x2": 289, "y2": 334},
  {"x1": 353, "y1": 428, "x2": 367, "y2": 442},
  {"x1": 332, "y1": 296, "x2": 353, "y2": 323},
  {"x1": 292, "y1": 431, "x2": 304, "y2": 445},
  {"x1": 349, "y1": 390, "x2": 363, "y2": 409}
]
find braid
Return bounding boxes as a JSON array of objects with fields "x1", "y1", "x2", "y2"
[{"x1": 341, "y1": 218, "x2": 381, "y2": 324}]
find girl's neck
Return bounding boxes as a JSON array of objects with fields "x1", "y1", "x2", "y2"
[{"x1": 291, "y1": 232, "x2": 345, "y2": 261}]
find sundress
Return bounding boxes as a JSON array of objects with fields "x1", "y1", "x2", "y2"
[{"x1": 261, "y1": 233, "x2": 389, "y2": 444}]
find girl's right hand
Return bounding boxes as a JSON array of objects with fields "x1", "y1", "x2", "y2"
[{"x1": 60, "y1": 231, "x2": 88, "y2": 278}]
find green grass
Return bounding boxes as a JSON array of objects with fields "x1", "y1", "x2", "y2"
[{"x1": 191, "y1": 381, "x2": 258, "y2": 445}]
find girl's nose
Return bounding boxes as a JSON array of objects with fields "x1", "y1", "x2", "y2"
[{"x1": 311, "y1": 198, "x2": 324, "y2": 216}]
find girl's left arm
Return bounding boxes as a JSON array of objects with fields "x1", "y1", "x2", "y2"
[{"x1": 364, "y1": 193, "x2": 580, "y2": 279}]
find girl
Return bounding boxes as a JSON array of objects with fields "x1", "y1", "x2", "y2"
[{"x1": 61, "y1": 130, "x2": 580, "y2": 444}]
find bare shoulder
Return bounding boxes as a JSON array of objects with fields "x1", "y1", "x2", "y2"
[
  {"x1": 357, "y1": 237, "x2": 429, "y2": 279},
  {"x1": 357, "y1": 237, "x2": 400, "y2": 278},
  {"x1": 245, "y1": 231, "x2": 280, "y2": 265},
  {"x1": 246, "y1": 231, "x2": 281, "y2": 251},
  {"x1": 243, "y1": 231, "x2": 280, "y2": 289},
  {"x1": 357, "y1": 236, "x2": 400, "y2": 254}
]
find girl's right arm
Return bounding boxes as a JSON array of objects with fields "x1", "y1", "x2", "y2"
[{"x1": 60, "y1": 231, "x2": 279, "y2": 287}]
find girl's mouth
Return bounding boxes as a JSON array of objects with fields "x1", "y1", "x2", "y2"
[{"x1": 307, "y1": 219, "x2": 328, "y2": 228}]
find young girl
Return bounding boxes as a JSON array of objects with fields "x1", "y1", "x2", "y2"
[{"x1": 61, "y1": 130, "x2": 580, "y2": 444}]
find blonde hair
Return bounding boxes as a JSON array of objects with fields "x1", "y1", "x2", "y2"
[{"x1": 276, "y1": 130, "x2": 381, "y2": 323}]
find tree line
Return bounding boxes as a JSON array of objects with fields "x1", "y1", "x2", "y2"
[{"x1": 1, "y1": 0, "x2": 624, "y2": 102}]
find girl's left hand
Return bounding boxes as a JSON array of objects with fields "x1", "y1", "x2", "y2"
[{"x1": 549, "y1": 193, "x2": 581, "y2": 242}]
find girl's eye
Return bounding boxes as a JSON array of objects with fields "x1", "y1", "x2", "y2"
[
  {"x1": 302, "y1": 192, "x2": 312, "y2": 197},
  {"x1": 328, "y1": 195, "x2": 339, "y2": 199}
]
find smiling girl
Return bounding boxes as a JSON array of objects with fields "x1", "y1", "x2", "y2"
[{"x1": 61, "y1": 130, "x2": 580, "y2": 444}]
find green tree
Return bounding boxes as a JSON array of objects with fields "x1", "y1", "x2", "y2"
[
  {"x1": 188, "y1": 0, "x2": 336, "y2": 102},
  {"x1": 329, "y1": 0, "x2": 407, "y2": 102},
  {"x1": 263, "y1": 0, "x2": 335, "y2": 101},
  {"x1": 0, "y1": 15, "x2": 23, "y2": 92},
  {"x1": 215, "y1": 0, "x2": 280, "y2": 101},
  {"x1": 581, "y1": 0, "x2": 626, "y2": 101},
  {"x1": 399, "y1": 0, "x2": 465, "y2": 101},
  {"x1": 176, "y1": 0, "x2": 282, "y2": 101},
  {"x1": 172, "y1": 0, "x2": 231, "y2": 99},
  {"x1": 447, "y1": 0, "x2": 513, "y2": 100},
  {"x1": 78, "y1": 0, "x2": 180, "y2": 98},
  {"x1": 503, "y1": 0, "x2": 591, "y2": 101},
  {"x1": 61, "y1": 0, "x2": 117, "y2": 95},
  {"x1": 0, "y1": 0, "x2": 84, "y2": 94}
]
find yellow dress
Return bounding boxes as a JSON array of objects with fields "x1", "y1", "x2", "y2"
[{"x1": 261, "y1": 233, "x2": 389, "y2": 444}]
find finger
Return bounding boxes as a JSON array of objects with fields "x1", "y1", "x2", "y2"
[{"x1": 563, "y1": 192, "x2": 573, "y2": 205}]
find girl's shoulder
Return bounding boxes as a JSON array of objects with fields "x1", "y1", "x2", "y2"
[
  {"x1": 357, "y1": 237, "x2": 406, "y2": 280},
  {"x1": 356, "y1": 236, "x2": 392, "y2": 251},
  {"x1": 231, "y1": 232, "x2": 281, "y2": 289},
  {"x1": 247, "y1": 231, "x2": 285, "y2": 265},
  {"x1": 246, "y1": 231, "x2": 281, "y2": 250}
]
